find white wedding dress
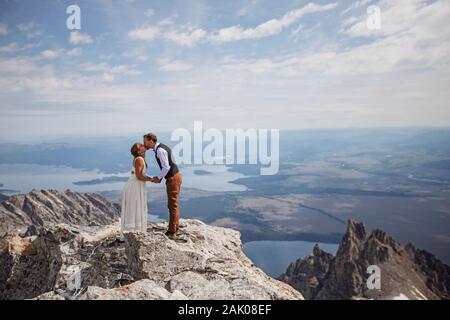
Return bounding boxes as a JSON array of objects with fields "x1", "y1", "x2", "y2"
[{"x1": 121, "y1": 157, "x2": 148, "y2": 232}]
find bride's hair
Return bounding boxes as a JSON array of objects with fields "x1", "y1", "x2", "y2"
[
  {"x1": 130, "y1": 143, "x2": 141, "y2": 158},
  {"x1": 130, "y1": 143, "x2": 148, "y2": 168}
]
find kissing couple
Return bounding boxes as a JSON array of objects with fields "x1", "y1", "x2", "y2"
[{"x1": 120, "y1": 133, "x2": 182, "y2": 240}]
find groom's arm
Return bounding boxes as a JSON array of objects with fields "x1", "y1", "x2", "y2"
[{"x1": 156, "y1": 148, "x2": 171, "y2": 181}]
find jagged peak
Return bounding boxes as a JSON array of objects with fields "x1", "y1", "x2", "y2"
[
  {"x1": 313, "y1": 243, "x2": 322, "y2": 256},
  {"x1": 280, "y1": 220, "x2": 450, "y2": 300},
  {"x1": 345, "y1": 220, "x2": 368, "y2": 241}
]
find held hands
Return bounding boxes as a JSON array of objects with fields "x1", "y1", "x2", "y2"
[{"x1": 149, "y1": 176, "x2": 162, "y2": 184}]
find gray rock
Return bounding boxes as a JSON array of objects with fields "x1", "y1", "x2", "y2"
[
  {"x1": 0, "y1": 189, "x2": 120, "y2": 236},
  {"x1": 1, "y1": 223, "x2": 132, "y2": 300},
  {"x1": 0, "y1": 189, "x2": 303, "y2": 300},
  {"x1": 279, "y1": 220, "x2": 450, "y2": 300},
  {"x1": 279, "y1": 244, "x2": 334, "y2": 300},
  {"x1": 124, "y1": 220, "x2": 304, "y2": 300},
  {"x1": 78, "y1": 279, "x2": 187, "y2": 300}
]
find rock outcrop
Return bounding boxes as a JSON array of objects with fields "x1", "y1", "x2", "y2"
[
  {"x1": 0, "y1": 189, "x2": 120, "y2": 237},
  {"x1": 279, "y1": 244, "x2": 333, "y2": 299},
  {"x1": 0, "y1": 190, "x2": 303, "y2": 300},
  {"x1": 279, "y1": 220, "x2": 450, "y2": 300}
]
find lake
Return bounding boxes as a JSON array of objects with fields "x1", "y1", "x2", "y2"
[
  {"x1": 243, "y1": 240, "x2": 338, "y2": 278},
  {"x1": 0, "y1": 163, "x2": 247, "y2": 195}
]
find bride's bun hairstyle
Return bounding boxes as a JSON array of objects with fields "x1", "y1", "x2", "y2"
[{"x1": 131, "y1": 143, "x2": 141, "y2": 158}]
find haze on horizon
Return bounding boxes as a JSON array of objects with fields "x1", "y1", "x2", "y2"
[{"x1": 1, "y1": 0, "x2": 450, "y2": 139}]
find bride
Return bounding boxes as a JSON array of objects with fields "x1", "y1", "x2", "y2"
[{"x1": 121, "y1": 143, "x2": 153, "y2": 232}]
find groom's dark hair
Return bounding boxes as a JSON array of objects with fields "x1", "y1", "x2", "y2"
[{"x1": 143, "y1": 133, "x2": 158, "y2": 142}]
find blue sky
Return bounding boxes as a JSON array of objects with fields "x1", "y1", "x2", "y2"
[{"x1": 0, "y1": 0, "x2": 449, "y2": 138}]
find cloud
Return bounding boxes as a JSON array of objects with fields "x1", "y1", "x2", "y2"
[
  {"x1": 0, "y1": 43, "x2": 20, "y2": 53},
  {"x1": 80, "y1": 62, "x2": 141, "y2": 80},
  {"x1": 40, "y1": 47, "x2": 82, "y2": 59},
  {"x1": 1, "y1": 0, "x2": 449, "y2": 136},
  {"x1": 342, "y1": 0, "x2": 450, "y2": 38},
  {"x1": 290, "y1": 24, "x2": 304, "y2": 37},
  {"x1": 237, "y1": 0, "x2": 258, "y2": 17},
  {"x1": 341, "y1": 0, "x2": 373, "y2": 16},
  {"x1": 40, "y1": 49, "x2": 65, "y2": 59},
  {"x1": 210, "y1": 2, "x2": 337, "y2": 43},
  {"x1": 128, "y1": 3, "x2": 337, "y2": 46},
  {"x1": 69, "y1": 31, "x2": 93, "y2": 45},
  {"x1": 128, "y1": 26, "x2": 161, "y2": 41},
  {"x1": 0, "y1": 42, "x2": 40, "y2": 54},
  {"x1": 222, "y1": 0, "x2": 450, "y2": 77},
  {"x1": 67, "y1": 47, "x2": 82, "y2": 56},
  {"x1": 158, "y1": 18, "x2": 176, "y2": 26},
  {"x1": 164, "y1": 28, "x2": 207, "y2": 47},
  {"x1": 158, "y1": 58, "x2": 193, "y2": 71},
  {"x1": 17, "y1": 21, "x2": 43, "y2": 38},
  {"x1": 122, "y1": 47, "x2": 149, "y2": 62},
  {"x1": 0, "y1": 22, "x2": 8, "y2": 35},
  {"x1": 129, "y1": 25, "x2": 206, "y2": 47}
]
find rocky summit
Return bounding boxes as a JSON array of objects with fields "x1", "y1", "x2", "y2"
[
  {"x1": 279, "y1": 220, "x2": 450, "y2": 300},
  {"x1": 0, "y1": 190, "x2": 303, "y2": 300}
]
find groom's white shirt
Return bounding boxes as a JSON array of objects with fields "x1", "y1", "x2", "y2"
[{"x1": 153, "y1": 142, "x2": 170, "y2": 179}]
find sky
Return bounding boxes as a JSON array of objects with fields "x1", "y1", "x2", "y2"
[{"x1": 0, "y1": 0, "x2": 449, "y2": 138}]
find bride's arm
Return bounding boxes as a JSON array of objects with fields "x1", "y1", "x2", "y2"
[{"x1": 135, "y1": 157, "x2": 151, "y2": 182}]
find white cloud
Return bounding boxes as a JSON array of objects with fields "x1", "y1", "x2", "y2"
[
  {"x1": 40, "y1": 47, "x2": 82, "y2": 59},
  {"x1": 128, "y1": 26, "x2": 161, "y2": 41},
  {"x1": 210, "y1": 2, "x2": 337, "y2": 43},
  {"x1": 69, "y1": 31, "x2": 94, "y2": 45},
  {"x1": 0, "y1": 43, "x2": 21, "y2": 53},
  {"x1": 122, "y1": 47, "x2": 149, "y2": 62},
  {"x1": 129, "y1": 25, "x2": 206, "y2": 47},
  {"x1": 128, "y1": 3, "x2": 337, "y2": 46},
  {"x1": 67, "y1": 47, "x2": 82, "y2": 56},
  {"x1": 158, "y1": 58, "x2": 193, "y2": 72},
  {"x1": 81, "y1": 62, "x2": 110, "y2": 72},
  {"x1": 341, "y1": 0, "x2": 373, "y2": 16},
  {"x1": 41, "y1": 49, "x2": 65, "y2": 59},
  {"x1": 237, "y1": 0, "x2": 258, "y2": 17},
  {"x1": 1, "y1": 0, "x2": 449, "y2": 136},
  {"x1": 17, "y1": 21, "x2": 42, "y2": 38},
  {"x1": 81, "y1": 62, "x2": 141, "y2": 77},
  {"x1": 164, "y1": 28, "x2": 207, "y2": 47},
  {"x1": 158, "y1": 18, "x2": 176, "y2": 26},
  {"x1": 290, "y1": 24, "x2": 304, "y2": 37},
  {"x1": 222, "y1": 0, "x2": 450, "y2": 77},
  {"x1": 0, "y1": 22, "x2": 8, "y2": 35},
  {"x1": 343, "y1": 0, "x2": 449, "y2": 38}
]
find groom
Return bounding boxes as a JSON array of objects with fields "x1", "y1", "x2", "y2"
[{"x1": 143, "y1": 133, "x2": 182, "y2": 240}]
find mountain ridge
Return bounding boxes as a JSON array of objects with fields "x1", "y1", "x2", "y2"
[
  {"x1": 0, "y1": 190, "x2": 303, "y2": 300},
  {"x1": 279, "y1": 220, "x2": 450, "y2": 300}
]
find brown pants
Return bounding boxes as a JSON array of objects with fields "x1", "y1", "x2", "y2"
[{"x1": 166, "y1": 172, "x2": 182, "y2": 233}]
